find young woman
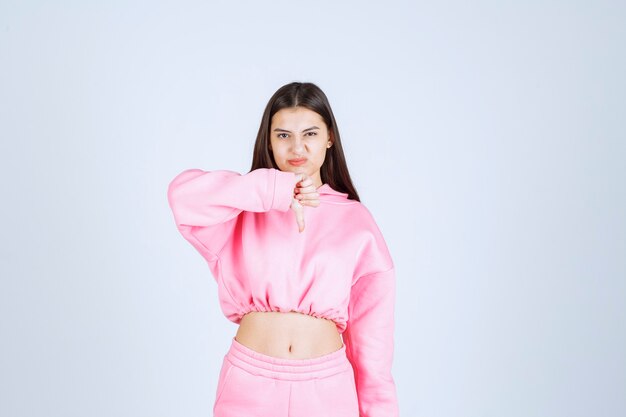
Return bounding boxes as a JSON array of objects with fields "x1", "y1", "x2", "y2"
[{"x1": 167, "y1": 82, "x2": 398, "y2": 417}]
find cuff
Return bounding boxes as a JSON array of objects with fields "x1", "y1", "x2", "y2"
[{"x1": 271, "y1": 169, "x2": 298, "y2": 211}]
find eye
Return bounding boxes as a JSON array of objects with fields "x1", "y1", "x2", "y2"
[
  {"x1": 305, "y1": 131, "x2": 317, "y2": 136},
  {"x1": 277, "y1": 133, "x2": 288, "y2": 139}
]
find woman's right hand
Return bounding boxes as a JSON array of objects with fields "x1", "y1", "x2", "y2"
[{"x1": 290, "y1": 173, "x2": 320, "y2": 233}]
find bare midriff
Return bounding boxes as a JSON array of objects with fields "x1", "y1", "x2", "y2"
[{"x1": 234, "y1": 311, "x2": 344, "y2": 359}]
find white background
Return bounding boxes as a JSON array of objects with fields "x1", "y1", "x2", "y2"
[{"x1": 1, "y1": 1, "x2": 624, "y2": 416}]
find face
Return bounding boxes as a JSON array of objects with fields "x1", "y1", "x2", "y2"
[{"x1": 269, "y1": 106, "x2": 332, "y2": 188}]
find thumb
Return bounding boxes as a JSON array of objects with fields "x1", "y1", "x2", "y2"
[
  {"x1": 294, "y1": 172, "x2": 306, "y2": 188},
  {"x1": 291, "y1": 198, "x2": 305, "y2": 233}
]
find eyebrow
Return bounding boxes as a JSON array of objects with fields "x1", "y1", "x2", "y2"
[{"x1": 272, "y1": 126, "x2": 320, "y2": 133}]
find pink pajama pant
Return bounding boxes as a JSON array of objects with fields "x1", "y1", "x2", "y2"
[{"x1": 213, "y1": 337, "x2": 359, "y2": 417}]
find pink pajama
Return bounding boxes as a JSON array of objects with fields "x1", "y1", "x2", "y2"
[
  {"x1": 213, "y1": 337, "x2": 359, "y2": 417},
  {"x1": 169, "y1": 168, "x2": 399, "y2": 416}
]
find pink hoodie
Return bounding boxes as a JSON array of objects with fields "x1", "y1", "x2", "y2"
[{"x1": 167, "y1": 167, "x2": 398, "y2": 417}]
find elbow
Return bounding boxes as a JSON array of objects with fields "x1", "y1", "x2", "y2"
[{"x1": 167, "y1": 168, "x2": 204, "y2": 207}]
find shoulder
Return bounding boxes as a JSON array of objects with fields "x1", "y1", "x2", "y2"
[
  {"x1": 341, "y1": 201, "x2": 394, "y2": 272},
  {"x1": 341, "y1": 200, "x2": 386, "y2": 234}
]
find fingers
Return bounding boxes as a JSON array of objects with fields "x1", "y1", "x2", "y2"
[
  {"x1": 296, "y1": 175, "x2": 314, "y2": 188},
  {"x1": 294, "y1": 191, "x2": 320, "y2": 207},
  {"x1": 294, "y1": 174, "x2": 320, "y2": 207},
  {"x1": 293, "y1": 173, "x2": 306, "y2": 196},
  {"x1": 291, "y1": 174, "x2": 312, "y2": 232}
]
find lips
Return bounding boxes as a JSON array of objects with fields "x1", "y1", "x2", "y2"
[{"x1": 288, "y1": 158, "x2": 307, "y2": 166}]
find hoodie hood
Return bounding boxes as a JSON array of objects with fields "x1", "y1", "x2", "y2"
[{"x1": 317, "y1": 183, "x2": 354, "y2": 204}]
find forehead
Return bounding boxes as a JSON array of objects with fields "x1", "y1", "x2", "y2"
[{"x1": 270, "y1": 107, "x2": 325, "y2": 127}]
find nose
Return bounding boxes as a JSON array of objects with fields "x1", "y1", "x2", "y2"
[{"x1": 292, "y1": 135, "x2": 305, "y2": 153}]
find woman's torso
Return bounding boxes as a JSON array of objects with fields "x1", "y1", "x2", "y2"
[
  {"x1": 167, "y1": 168, "x2": 392, "y2": 359},
  {"x1": 235, "y1": 311, "x2": 344, "y2": 359},
  {"x1": 223, "y1": 195, "x2": 389, "y2": 360}
]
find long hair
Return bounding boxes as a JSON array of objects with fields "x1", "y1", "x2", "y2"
[{"x1": 249, "y1": 82, "x2": 360, "y2": 202}]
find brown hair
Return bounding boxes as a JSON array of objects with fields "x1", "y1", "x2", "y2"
[{"x1": 249, "y1": 82, "x2": 360, "y2": 202}]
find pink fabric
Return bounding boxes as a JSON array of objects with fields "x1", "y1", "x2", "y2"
[
  {"x1": 167, "y1": 167, "x2": 398, "y2": 417},
  {"x1": 214, "y1": 337, "x2": 358, "y2": 416}
]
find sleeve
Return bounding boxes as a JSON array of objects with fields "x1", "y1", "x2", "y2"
[
  {"x1": 166, "y1": 167, "x2": 298, "y2": 265},
  {"x1": 344, "y1": 266, "x2": 399, "y2": 417}
]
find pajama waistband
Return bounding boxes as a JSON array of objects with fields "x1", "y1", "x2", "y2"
[{"x1": 225, "y1": 336, "x2": 352, "y2": 381}]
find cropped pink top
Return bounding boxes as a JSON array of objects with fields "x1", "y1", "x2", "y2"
[{"x1": 167, "y1": 167, "x2": 398, "y2": 417}]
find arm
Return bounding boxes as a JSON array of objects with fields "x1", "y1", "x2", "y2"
[
  {"x1": 344, "y1": 266, "x2": 399, "y2": 417},
  {"x1": 166, "y1": 167, "x2": 298, "y2": 264}
]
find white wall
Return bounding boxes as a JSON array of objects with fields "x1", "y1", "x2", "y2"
[{"x1": 1, "y1": 1, "x2": 624, "y2": 416}]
